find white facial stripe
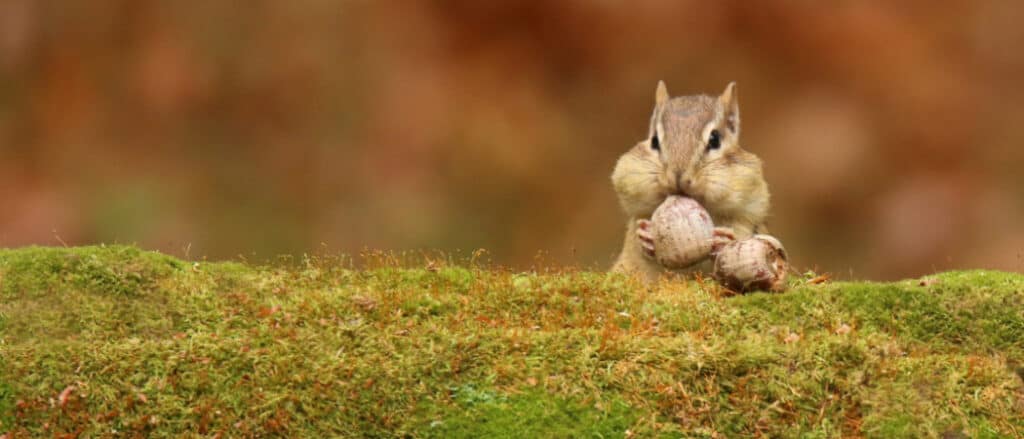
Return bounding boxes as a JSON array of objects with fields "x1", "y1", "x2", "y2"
[{"x1": 700, "y1": 117, "x2": 720, "y2": 143}]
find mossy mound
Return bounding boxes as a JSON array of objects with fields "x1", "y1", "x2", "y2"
[{"x1": 1, "y1": 245, "x2": 1022, "y2": 437}]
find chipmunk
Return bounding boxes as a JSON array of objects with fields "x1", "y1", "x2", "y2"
[{"x1": 611, "y1": 81, "x2": 771, "y2": 282}]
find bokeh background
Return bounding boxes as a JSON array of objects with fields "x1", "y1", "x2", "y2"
[{"x1": 1, "y1": 1, "x2": 1023, "y2": 279}]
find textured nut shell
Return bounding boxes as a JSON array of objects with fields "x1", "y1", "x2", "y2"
[
  {"x1": 713, "y1": 234, "x2": 788, "y2": 292},
  {"x1": 651, "y1": 196, "x2": 715, "y2": 269}
]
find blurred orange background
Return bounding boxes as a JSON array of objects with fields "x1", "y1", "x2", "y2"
[{"x1": 1, "y1": 1, "x2": 1022, "y2": 279}]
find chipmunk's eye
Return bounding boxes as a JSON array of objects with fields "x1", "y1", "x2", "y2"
[
  {"x1": 651, "y1": 133, "x2": 661, "y2": 152},
  {"x1": 707, "y1": 129, "x2": 721, "y2": 151}
]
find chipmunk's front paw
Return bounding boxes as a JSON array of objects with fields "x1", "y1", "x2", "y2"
[
  {"x1": 711, "y1": 227, "x2": 737, "y2": 253},
  {"x1": 637, "y1": 219, "x2": 656, "y2": 259}
]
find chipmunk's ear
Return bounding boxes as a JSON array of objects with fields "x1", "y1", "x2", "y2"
[
  {"x1": 655, "y1": 80, "x2": 669, "y2": 106},
  {"x1": 718, "y1": 82, "x2": 740, "y2": 136}
]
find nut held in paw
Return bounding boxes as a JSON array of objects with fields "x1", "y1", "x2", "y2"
[
  {"x1": 651, "y1": 196, "x2": 715, "y2": 269},
  {"x1": 713, "y1": 234, "x2": 788, "y2": 292}
]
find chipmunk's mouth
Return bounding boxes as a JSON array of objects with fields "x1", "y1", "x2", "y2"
[{"x1": 668, "y1": 187, "x2": 702, "y2": 204}]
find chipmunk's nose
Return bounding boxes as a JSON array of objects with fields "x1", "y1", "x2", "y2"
[{"x1": 672, "y1": 171, "x2": 693, "y2": 196}]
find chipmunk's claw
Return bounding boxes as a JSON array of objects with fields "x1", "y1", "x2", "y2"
[
  {"x1": 711, "y1": 227, "x2": 737, "y2": 253},
  {"x1": 637, "y1": 219, "x2": 656, "y2": 259}
]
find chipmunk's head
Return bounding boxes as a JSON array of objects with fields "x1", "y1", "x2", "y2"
[{"x1": 612, "y1": 81, "x2": 767, "y2": 220}]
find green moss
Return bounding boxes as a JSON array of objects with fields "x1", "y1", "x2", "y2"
[
  {"x1": 0, "y1": 245, "x2": 1022, "y2": 437},
  {"x1": 416, "y1": 386, "x2": 636, "y2": 438},
  {"x1": 0, "y1": 245, "x2": 183, "y2": 299},
  {"x1": 0, "y1": 381, "x2": 13, "y2": 430}
]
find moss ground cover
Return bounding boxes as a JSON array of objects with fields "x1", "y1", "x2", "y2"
[{"x1": 0, "y1": 245, "x2": 1022, "y2": 437}]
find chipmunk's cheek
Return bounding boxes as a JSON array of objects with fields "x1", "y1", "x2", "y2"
[
  {"x1": 696, "y1": 179, "x2": 728, "y2": 207},
  {"x1": 618, "y1": 178, "x2": 666, "y2": 218},
  {"x1": 644, "y1": 188, "x2": 671, "y2": 217},
  {"x1": 689, "y1": 179, "x2": 711, "y2": 200}
]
